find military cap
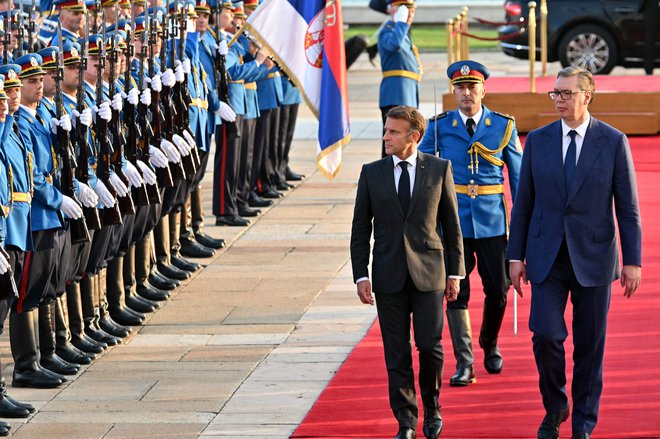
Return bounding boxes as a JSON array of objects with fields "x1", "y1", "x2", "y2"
[
  {"x1": 16, "y1": 53, "x2": 46, "y2": 79},
  {"x1": 37, "y1": 47, "x2": 60, "y2": 70},
  {"x1": 232, "y1": 1, "x2": 245, "y2": 18},
  {"x1": 101, "y1": 0, "x2": 119, "y2": 7},
  {"x1": 243, "y1": 0, "x2": 257, "y2": 9},
  {"x1": 388, "y1": 0, "x2": 414, "y2": 6},
  {"x1": 105, "y1": 18, "x2": 130, "y2": 34},
  {"x1": 84, "y1": 0, "x2": 98, "y2": 10},
  {"x1": 0, "y1": 65, "x2": 23, "y2": 88},
  {"x1": 62, "y1": 40, "x2": 83, "y2": 65},
  {"x1": 447, "y1": 60, "x2": 491, "y2": 85},
  {"x1": 55, "y1": 0, "x2": 87, "y2": 12},
  {"x1": 86, "y1": 34, "x2": 105, "y2": 55},
  {"x1": 0, "y1": 75, "x2": 7, "y2": 100},
  {"x1": 132, "y1": 0, "x2": 146, "y2": 7},
  {"x1": 221, "y1": 0, "x2": 235, "y2": 9},
  {"x1": 195, "y1": 0, "x2": 210, "y2": 15},
  {"x1": 118, "y1": 0, "x2": 131, "y2": 8},
  {"x1": 186, "y1": 0, "x2": 199, "y2": 18}
]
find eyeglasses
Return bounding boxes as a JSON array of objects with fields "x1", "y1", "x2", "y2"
[{"x1": 548, "y1": 90, "x2": 588, "y2": 101}]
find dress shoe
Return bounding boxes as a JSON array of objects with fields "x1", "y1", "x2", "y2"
[
  {"x1": 0, "y1": 420, "x2": 9, "y2": 436},
  {"x1": 395, "y1": 427, "x2": 415, "y2": 439},
  {"x1": 56, "y1": 342, "x2": 94, "y2": 365},
  {"x1": 179, "y1": 241, "x2": 215, "y2": 258},
  {"x1": 286, "y1": 168, "x2": 304, "y2": 181},
  {"x1": 157, "y1": 263, "x2": 191, "y2": 281},
  {"x1": 259, "y1": 189, "x2": 283, "y2": 199},
  {"x1": 0, "y1": 395, "x2": 30, "y2": 418},
  {"x1": 0, "y1": 382, "x2": 35, "y2": 413},
  {"x1": 238, "y1": 207, "x2": 260, "y2": 217},
  {"x1": 171, "y1": 253, "x2": 202, "y2": 272},
  {"x1": 148, "y1": 272, "x2": 178, "y2": 290},
  {"x1": 480, "y1": 336, "x2": 503, "y2": 374},
  {"x1": 194, "y1": 232, "x2": 225, "y2": 249},
  {"x1": 423, "y1": 408, "x2": 442, "y2": 439},
  {"x1": 572, "y1": 433, "x2": 590, "y2": 439},
  {"x1": 71, "y1": 333, "x2": 105, "y2": 354},
  {"x1": 449, "y1": 364, "x2": 476, "y2": 386},
  {"x1": 12, "y1": 368, "x2": 63, "y2": 388},
  {"x1": 248, "y1": 192, "x2": 273, "y2": 207},
  {"x1": 215, "y1": 215, "x2": 250, "y2": 227},
  {"x1": 538, "y1": 407, "x2": 570, "y2": 439},
  {"x1": 276, "y1": 182, "x2": 293, "y2": 191},
  {"x1": 137, "y1": 283, "x2": 171, "y2": 301},
  {"x1": 41, "y1": 354, "x2": 80, "y2": 376}
]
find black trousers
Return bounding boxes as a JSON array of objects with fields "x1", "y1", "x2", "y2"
[
  {"x1": 212, "y1": 116, "x2": 242, "y2": 217},
  {"x1": 375, "y1": 274, "x2": 444, "y2": 429},
  {"x1": 14, "y1": 229, "x2": 59, "y2": 313},
  {"x1": 448, "y1": 235, "x2": 510, "y2": 310},
  {"x1": 380, "y1": 105, "x2": 397, "y2": 158},
  {"x1": 530, "y1": 241, "x2": 610, "y2": 435},
  {"x1": 277, "y1": 103, "x2": 299, "y2": 183},
  {"x1": 252, "y1": 109, "x2": 273, "y2": 192},
  {"x1": 261, "y1": 106, "x2": 281, "y2": 191},
  {"x1": 237, "y1": 117, "x2": 257, "y2": 209},
  {"x1": 2, "y1": 247, "x2": 24, "y2": 328}
]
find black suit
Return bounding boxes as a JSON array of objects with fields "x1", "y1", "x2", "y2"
[{"x1": 351, "y1": 151, "x2": 465, "y2": 428}]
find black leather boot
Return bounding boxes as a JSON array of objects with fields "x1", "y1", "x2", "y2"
[
  {"x1": 0, "y1": 378, "x2": 34, "y2": 414},
  {"x1": 55, "y1": 295, "x2": 94, "y2": 365},
  {"x1": 0, "y1": 420, "x2": 9, "y2": 436},
  {"x1": 68, "y1": 280, "x2": 105, "y2": 354},
  {"x1": 479, "y1": 303, "x2": 506, "y2": 374},
  {"x1": 81, "y1": 275, "x2": 117, "y2": 347},
  {"x1": 104, "y1": 259, "x2": 138, "y2": 333},
  {"x1": 38, "y1": 302, "x2": 80, "y2": 375},
  {"x1": 123, "y1": 244, "x2": 157, "y2": 315},
  {"x1": 10, "y1": 310, "x2": 64, "y2": 389},
  {"x1": 447, "y1": 308, "x2": 476, "y2": 386},
  {"x1": 0, "y1": 363, "x2": 30, "y2": 418}
]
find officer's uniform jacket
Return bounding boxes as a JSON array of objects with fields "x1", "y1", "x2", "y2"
[
  {"x1": 199, "y1": 28, "x2": 222, "y2": 131},
  {"x1": 377, "y1": 20, "x2": 421, "y2": 108},
  {"x1": 0, "y1": 120, "x2": 11, "y2": 243},
  {"x1": 256, "y1": 65, "x2": 283, "y2": 112},
  {"x1": 419, "y1": 105, "x2": 522, "y2": 239},
  {"x1": 280, "y1": 76, "x2": 301, "y2": 106},
  {"x1": 233, "y1": 34, "x2": 261, "y2": 120},
  {"x1": 184, "y1": 33, "x2": 211, "y2": 153}
]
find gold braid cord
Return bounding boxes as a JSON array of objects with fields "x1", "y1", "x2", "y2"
[
  {"x1": 412, "y1": 44, "x2": 423, "y2": 77},
  {"x1": 27, "y1": 153, "x2": 35, "y2": 196},
  {"x1": 8, "y1": 164, "x2": 13, "y2": 212},
  {"x1": 468, "y1": 118, "x2": 513, "y2": 173}
]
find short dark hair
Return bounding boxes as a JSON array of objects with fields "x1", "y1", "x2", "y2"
[
  {"x1": 386, "y1": 105, "x2": 427, "y2": 140},
  {"x1": 557, "y1": 66, "x2": 595, "y2": 103}
]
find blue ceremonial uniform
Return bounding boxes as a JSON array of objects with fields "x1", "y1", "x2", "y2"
[
  {"x1": 235, "y1": 35, "x2": 261, "y2": 120},
  {"x1": 199, "y1": 29, "x2": 221, "y2": 131},
  {"x1": 377, "y1": 20, "x2": 421, "y2": 108},
  {"x1": 185, "y1": 32, "x2": 211, "y2": 152},
  {"x1": 419, "y1": 105, "x2": 522, "y2": 239},
  {"x1": 280, "y1": 76, "x2": 301, "y2": 106}
]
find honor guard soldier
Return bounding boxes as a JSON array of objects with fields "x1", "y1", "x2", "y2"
[
  {"x1": 51, "y1": 0, "x2": 87, "y2": 45},
  {"x1": 0, "y1": 74, "x2": 36, "y2": 433},
  {"x1": 377, "y1": 0, "x2": 421, "y2": 158},
  {"x1": 419, "y1": 60, "x2": 522, "y2": 386}
]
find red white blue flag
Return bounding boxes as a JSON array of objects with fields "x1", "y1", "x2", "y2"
[{"x1": 243, "y1": 0, "x2": 350, "y2": 178}]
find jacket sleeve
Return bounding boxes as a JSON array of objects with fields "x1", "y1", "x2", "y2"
[
  {"x1": 504, "y1": 121, "x2": 523, "y2": 200},
  {"x1": 506, "y1": 132, "x2": 535, "y2": 261},
  {"x1": 350, "y1": 165, "x2": 373, "y2": 282},
  {"x1": 378, "y1": 22, "x2": 410, "y2": 52},
  {"x1": 438, "y1": 161, "x2": 465, "y2": 277},
  {"x1": 418, "y1": 120, "x2": 437, "y2": 155}
]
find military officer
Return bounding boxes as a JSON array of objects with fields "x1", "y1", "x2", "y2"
[
  {"x1": 377, "y1": 0, "x2": 421, "y2": 158},
  {"x1": 419, "y1": 60, "x2": 522, "y2": 386},
  {"x1": 50, "y1": 0, "x2": 87, "y2": 45}
]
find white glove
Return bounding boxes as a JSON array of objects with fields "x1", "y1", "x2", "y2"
[
  {"x1": 137, "y1": 160, "x2": 157, "y2": 185},
  {"x1": 60, "y1": 195, "x2": 83, "y2": 220},
  {"x1": 94, "y1": 180, "x2": 115, "y2": 208},
  {"x1": 161, "y1": 69, "x2": 176, "y2": 87},
  {"x1": 216, "y1": 101, "x2": 236, "y2": 122},
  {"x1": 393, "y1": 5, "x2": 409, "y2": 23},
  {"x1": 140, "y1": 88, "x2": 152, "y2": 106},
  {"x1": 148, "y1": 74, "x2": 162, "y2": 92},
  {"x1": 73, "y1": 108, "x2": 92, "y2": 127},
  {"x1": 111, "y1": 92, "x2": 123, "y2": 112},
  {"x1": 124, "y1": 161, "x2": 144, "y2": 188},
  {"x1": 174, "y1": 62, "x2": 185, "y2": 83},
  {"x1": 51, "y1": 114, "x2": 72, "y2": 133},
  {"x1": 148, "y1": 145, "x2": 169, "y2": 168},
  {"x1": 93, "y1": 102, "x2": 112, "y2": 122},
  {"x1": 182, "y1": 130, "x2": 196, "y2": 151},
  {"x1": 75, "y1": 181, "x2": 98, "y2": 208},
  {"x1": 109, "y1": 172, "x2": 129, "y2": 197},
  {"x1": 172, "y1": 133, "x2": 192, "y2": 156},
  {"x1": 182, "y1": 58, "x2": 191, "y2": 74},
  {"x1": 0, "y1": 248, "x2": 9, "y2": 275},
  {"x1": 216, "y1": 39, "x2": 228, "y2": 56},
  {"x1": 160, "y1": 139, "x2": 182, "y2": 163},
  {"x1": 127, "y1": 88, "x2": 139, "y2": 106}
]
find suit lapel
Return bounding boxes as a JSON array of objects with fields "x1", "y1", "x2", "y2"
[
  {"x1": 407, "y1": 151, "x2": 427, "y2": 218},
  {"x1": 381, "y1": 156, "x2": 404, "y2": 217},
  {"x1": 542, "y1": 121, "x2": 567, "y2": 200},
  {"x1": 567, "y1": 117, "x2": 604, "y2": 203}
]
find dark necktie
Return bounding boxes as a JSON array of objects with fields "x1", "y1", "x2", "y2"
[
  {"x1": 398, "y1": 161, "x2": 411, "y2": 215},
  {"x1": 466, "y1": 118, "x2": 475, "y2": 137},
  {"x1": 564, "y1": 130, "x2": 577, "y2": 193}
]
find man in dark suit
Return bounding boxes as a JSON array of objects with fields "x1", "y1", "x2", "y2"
[
  {"x1": 351, "y1": 106, "x2": 465, "y2": 439},
  {"x1": 507, "y1": 67, "x2": 642, "y2": 439}
]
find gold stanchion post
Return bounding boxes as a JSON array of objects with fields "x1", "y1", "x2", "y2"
[
  {"x1": 447, "y1": 19, "x2": 454, "y2": 89},
  {"x1": 528, "y1": 1, "x2": 537, "y2": 93},
  {"x1": 454, "y1": 14, "x2": 462, "y2": 61},
  {"x1": 461, "y1": 7, "x2": 469, "y2": 60},
  {"x1": 540, "y1": 0, "x2": 548, "y2": 76}
]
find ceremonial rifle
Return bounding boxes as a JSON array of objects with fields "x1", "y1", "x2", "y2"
[{"x1": 213, "y1": 3, "x2": 238, "y2": 138}]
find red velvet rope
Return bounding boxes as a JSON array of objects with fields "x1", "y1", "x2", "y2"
[
  {"x1": 458, "y1": 30, "x2": 524, "y2": 41},
  {"x1": 474, "y1": 17, "x2": 527, "y2": 27}
]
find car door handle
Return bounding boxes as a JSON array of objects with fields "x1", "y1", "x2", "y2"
[{"x1": 613, "y1": 6, "x2": 636, "y2": 13}]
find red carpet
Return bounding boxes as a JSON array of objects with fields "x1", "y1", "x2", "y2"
[
  {"x1": 483, "y1": 75, "x2": 660, "y2": 93},
  {"x1": 293, "y1": 136, "x2": 660, "y2": 439}
]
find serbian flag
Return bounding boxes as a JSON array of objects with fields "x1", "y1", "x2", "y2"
[{"x1": 242, "y1": 0, "x2": 350, "y2": 178}]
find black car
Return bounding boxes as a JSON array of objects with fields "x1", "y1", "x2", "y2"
[{"x1": 498, "y1": 0, "x2": 660, "y2": 74}]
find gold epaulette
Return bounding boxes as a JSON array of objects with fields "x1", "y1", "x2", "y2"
[
  {"x1": 208, "y1": 27, "x2": 217, "y2": 39},
  {"x1": 492, "y1": 110, "x2": 515, "y2": 121},
  {"x1": 429, "y1": 112, "x2": 448, "y2": 122}
]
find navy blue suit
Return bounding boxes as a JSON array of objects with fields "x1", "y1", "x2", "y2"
[{"x1": 506, "y1": 116, "x2": 642, "y2": 434}]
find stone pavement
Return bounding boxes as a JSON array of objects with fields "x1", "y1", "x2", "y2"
[{"x1": 0, "y1": 51, "x2": 647, "y2": 438}]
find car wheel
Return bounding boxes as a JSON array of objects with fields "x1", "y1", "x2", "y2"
[{"x1": 558, "y1": 24, "x2": 618, "y2": 74}]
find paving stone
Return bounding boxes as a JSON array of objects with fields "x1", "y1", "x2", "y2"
[
  {"x1": 139, "y1": 324, "x2": 293, "y2": 336},
  {"x1": 180, "y1": 346, "x2": 271, "y2": 363},
  {"x1": 7, "y1": 422, "x2": 112, "y2": 439},
  {"x1": 30, "y1": 410, "x2": 216, "y2": 424},
  {"x1": 103, "y1": 423, "x2": 207, "y2": 439},
  {"x1": 55, "y1": 377, "x2": 157, "y2": 401},
  {"x1": 222, "y1": 306, "x2": 306, "y2": 325},
  {"x1": 207, "y1": 333, "x2": 290, "y2": 346},
  {"x1": 128, "y1": 334, "x2": 213, "y2": 347},
  {"x1": 41, "y1": 399, "x2": 226, "y2": 414},
  {"x1": 100, "y1": 346, "x2": 190, "y2": 362},
  {"x1": 201, "y1": 423, "x2": 298, "y2": 437}
]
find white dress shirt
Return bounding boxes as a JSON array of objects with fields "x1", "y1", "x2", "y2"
[
  {"x1": 458, "y1": 107, "x2": 483, "y2": 131},
  {"x1": 561, "y1": 113, "x2": 590, "y2": 165}
]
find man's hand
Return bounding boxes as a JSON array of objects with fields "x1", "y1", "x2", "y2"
[
  {"x1": 620, "y1": 265, "x2": 641, "y2": 298},
  {"x1": 393, "y1": 5, "x2": 409, "y2": 23},
  {"x1": 444, "y1": 278, "x2": 460, "y2": 302},
  {"x1": 357, "y1": 280, "x2": 374, "y2": 305},
  {"x1": 509, "y1": 261, "x2": 527, "y2": 298}
]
